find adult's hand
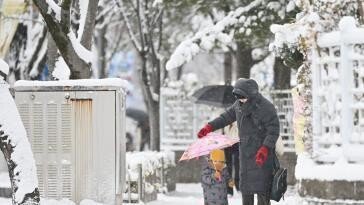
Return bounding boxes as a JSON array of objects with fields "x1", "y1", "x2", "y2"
[
  {"x1": 197, "y1": 124, "x2": 213, "y2": 138},
  {"x1": 255, "y1": 146, "x2": 269, "y2": 167}
]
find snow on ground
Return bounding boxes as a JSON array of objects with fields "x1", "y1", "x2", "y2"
[
  {"x1": 0, "y1": 183, "x2": 300, "y2": 205},
  {"x1": 0, "y1": 197, "x2": 11, "y2": 205},
  {"x1": 0, "y1": 198, "x2": 106, "y2": 205},
  {"x1": 128, "y1": 183, "x2": 300, "y2": 205}
]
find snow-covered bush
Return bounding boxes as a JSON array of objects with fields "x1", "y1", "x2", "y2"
[
  {"x1": 124, "y1": 151, "x2": 176, "y2": 202},
  {"x1": 270, "y1": 0, "x2": 359, "y2": 58}
]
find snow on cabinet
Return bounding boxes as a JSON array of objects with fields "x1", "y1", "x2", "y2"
[{"x1": 13, "y1": 79, "x2": 127, "y2": 205}]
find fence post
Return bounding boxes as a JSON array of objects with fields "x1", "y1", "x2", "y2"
[
  {"x1": 339, "y1": 17, "x2": 355, "y2": 161},
  {"x1": 311, "y1": 45, "x2": 322, "y2": 158},
  {"x1": 127, "y1": 167, "x2": 131, "y2": 203},
  {"x1": 161, "y1": 157, "x2": 165, "y2": 192},
  {"x1": 137, "y1": 164, "x2": 143, "y2": 203}
]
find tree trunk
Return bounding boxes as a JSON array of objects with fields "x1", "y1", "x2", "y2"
[
  {"x1": 96, "y1": 26, "x2": 108, "y2": 78},
  {"x1": 236, "y1": 42, "x2": 254, "y2": 79},
  {"x1": 138, "y1": 54, "x2": 160, "y2": 151},
  {"x1": 80, "y1": 0, "x2": 99, "y2": 50},
  {"x1": 176, "y1": 66, "x2": 183, "y2": 81},
  {"x1": 0, "y1": 132, "x2": 40, "y2": 205},
  {"x1": 149, "y1": 100, "x2": 160, "y2": 151},
  {"x1": 358, "y1": 0, "x2": 364, "y2": 24},
  {"x1": 47, "y1": 33, "x2": 59, "y2": 79},
  {"x1": 273, "y1": 57, "x2": 291, "y2": 89},
  {"x1": 0, "y1": 85, "x2": 40, "y2": 205},
  {"x1": 224, "y1": 51, "x2": 232, "y2": 85}
]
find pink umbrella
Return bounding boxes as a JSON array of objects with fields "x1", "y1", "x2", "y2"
[{"x1": 179, "y1": 133, "x2": 240, "y2": 161}]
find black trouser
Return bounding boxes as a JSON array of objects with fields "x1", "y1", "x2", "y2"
[
  {"x1": 225, "y1": 143, "x2": 240, "y2": 195},
  {"x1": 242, "y1": 194, "x2": 271, "y2": 205}
]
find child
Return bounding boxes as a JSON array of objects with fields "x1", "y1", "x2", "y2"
[{"x1": 201, "y1": 149, "x2": 234, "y2": 205}]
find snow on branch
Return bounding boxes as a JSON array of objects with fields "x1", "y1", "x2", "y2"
[
  {"x1": 269, "y1": 12, "x2": 321, "y2": 55},
  {"x1": 166, "y1": 0, "x2": 293, "y2": 70},
  {"x1": 53, "y1": 56, "x2": 71, "y2": 80},
  {"x1": 117, "y1": 0, "x2": 142, "y2": 52},
  {"x1": 45, "y1": 0, "x2": 61, "y2": 21},
  {"x1": 269, "y1": 0, "x2": 359, "y2": 57},
  {"x1": 77, "y1": 0, "x2": 89, "y2": 39},
  {"x1": 68, "y1": 31, "x2": 93, "y2": 64}
]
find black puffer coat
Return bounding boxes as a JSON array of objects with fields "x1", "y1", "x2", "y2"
[{"x1": 208, "y1": 78, "x2": 280, "y2": 194}]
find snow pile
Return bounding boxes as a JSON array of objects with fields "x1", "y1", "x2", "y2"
[
  {"x1": 0, "y1": 64, "x2": 38, "y2": 203},
  {"x1": 125, "y1": 151, "x2": 175, "y2": 181},
  {"x1": 295, "y1": 153, "x2": 364, "y2": 181}
]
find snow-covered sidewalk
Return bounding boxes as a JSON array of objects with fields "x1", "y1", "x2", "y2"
[
  {"x1": 130, "y1": 183, "x2": 300, "y2": 205},
  {"x1": 0, "y1": 183, "x2": 300, "y2": 205}
]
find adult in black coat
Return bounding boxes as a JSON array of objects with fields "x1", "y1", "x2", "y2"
[{"x1": 198, "y1": 78, "x2": 280, "y2": 205}]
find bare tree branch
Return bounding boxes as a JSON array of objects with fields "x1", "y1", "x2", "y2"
[
  {"x1": 80, "y1": 0, "x2": 100, "y2": 49},
  {"x1": 118, "y1": 0, "x2": 142, "y2": 51},
  {"x1": 136, "y1": 0, "x2": 147, "y2": 53}
]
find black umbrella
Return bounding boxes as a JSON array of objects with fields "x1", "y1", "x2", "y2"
[
  {"x1": 126, "y1": 108, "x2": 149, "y2": 126},
  {"x1": 192, "y1": 85, "x2": 236, "y2": 108}
]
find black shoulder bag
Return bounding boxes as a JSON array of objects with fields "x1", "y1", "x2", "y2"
[{"x1": 270, "y1": 154, "x2": 288, "y2": 202}]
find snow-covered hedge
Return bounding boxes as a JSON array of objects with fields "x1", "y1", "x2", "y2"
[
  {"x1": 124, "y1": 151, "x2": 176, "y2": 203},
  {"x1": 126, "y1": 151, "x2": 175, "y2": 181}
]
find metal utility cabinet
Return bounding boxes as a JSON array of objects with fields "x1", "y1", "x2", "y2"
[{"x1": 14, "y1": 79, "x2": 126, "y2": 204}]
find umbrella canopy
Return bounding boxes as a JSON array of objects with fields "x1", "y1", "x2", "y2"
[
  {"x1": 192, "y1": 85, "x2": 235, "y2": 108},
  {"x1": 179, "y1": 133, "x2": 239, "y2": 161},
  {"x1": 126, "y1": 108, "x2": 149, "y2": 126}
]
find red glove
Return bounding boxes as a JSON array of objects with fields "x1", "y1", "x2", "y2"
[
  {"x1": 197, "y1": 124, "x2": 213, "y2": 138},
  {"x1": 255, "y1": 146, "x2": 269, "y2": 167}
]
